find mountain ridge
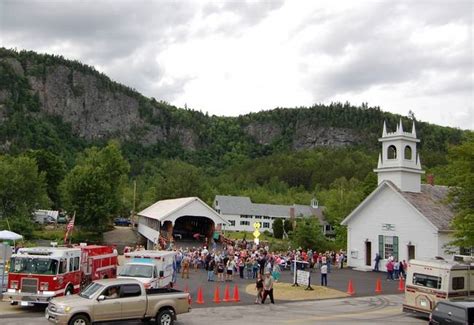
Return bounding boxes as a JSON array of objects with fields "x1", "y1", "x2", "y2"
[{"x1": 0, "y1": 47, "x2": 466, "y2": 167}]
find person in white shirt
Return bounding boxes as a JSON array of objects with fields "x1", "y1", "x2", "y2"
[{"x1": 320, "y1": 264, "x2": 328, "y2": 286}]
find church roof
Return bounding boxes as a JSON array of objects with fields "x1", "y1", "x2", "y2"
[
  {"x1": 341, "y1": 181, "x2": 456, "y2": 231},
  {"x1": 397, "y1": 184, "x2": 455, "y2": 231}
]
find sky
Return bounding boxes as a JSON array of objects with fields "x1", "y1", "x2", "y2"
[{"x1": 1, "y1": 0, "x2": 473, "y2": 129}]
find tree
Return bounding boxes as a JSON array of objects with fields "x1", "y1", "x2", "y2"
[
  {"x1": 61, "y1": 142, "x2": 129, "y2": 232},
  {"x1": 272, "y1": 218, "x2": 284, "y2": 239},
  {"x1": 0, "y1": 155, "x2": 49, "y2": 238},
  {"x1": 319, "y1": 177, "x2": 366, "y2": 248},
  {"x1": 283, "y1": 218, "x2": 293, "y2": 234},
  {"x1": 26, "y1": 149, "x2": 66, "y2": 209},
  {"x1": 445, "y1": 135, "x2": 474, "y2": 248},
  {"x1": 291, "y1": 218, "x2": 332, "y2": 251}
]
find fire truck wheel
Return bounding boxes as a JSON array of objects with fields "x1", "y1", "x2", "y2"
[
  {"x1": 65, "y1": 285, "x2": 74, "y2": 295},
  {"x1": 68, "y1": 314, "x2": 90, "y2": 325},
  {"x1": 156, "y1": 309, "x2": 174, "y2": 325}
]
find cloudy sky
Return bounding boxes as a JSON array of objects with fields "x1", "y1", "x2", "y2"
[{"x1": 1, "y1": 0, "x2": 473, "y2": 129}]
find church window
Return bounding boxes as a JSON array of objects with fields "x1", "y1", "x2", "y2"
[
  {"x1": 378, "y1": 235, "x2": 399, "y2": 260},
  {"x1": 387, "y1": 145, "x2": 397, "y2": 159},
  {"x1": 404, "y1": 145, "x2": 412, "y2": 160}
]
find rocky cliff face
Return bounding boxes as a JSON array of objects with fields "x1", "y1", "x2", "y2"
[{"x1": 0, "y1": 54, "x2": 366, "y2": 151}]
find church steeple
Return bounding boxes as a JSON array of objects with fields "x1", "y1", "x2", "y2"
[{"x1": 374, "y1": 120, "x2": 425, "y2": 192}]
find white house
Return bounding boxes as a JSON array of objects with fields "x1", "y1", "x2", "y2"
[
  {"x1": 341, "y1": 121, "x2": 457, "y2": 271},
  {"x1": 213, "y1": 195, "x2": 331, "y2": 235}
]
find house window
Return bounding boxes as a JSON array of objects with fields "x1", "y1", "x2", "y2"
[
  {"x1": 379, "y1": 235, "x2": 398, "y2": 260},
  {"x1": 240, "y1": 215, "x2": 252, "y2": 219},
  {"x1": 229, "y1": 220, "x2": 235, "y2": 227},
  {"x1": 263, "y1": 216, "x2": 271, "y2": 220},
  {"x1": 240, "y1": 221, "x2": 250, "y2": 226},
  {"x1": 262, "y1": 222, "x2": 269, "y2": 228},
  {"x1": 254, "y1": 216, "x2": 262, "y2": 219}
]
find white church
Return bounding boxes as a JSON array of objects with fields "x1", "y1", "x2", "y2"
[{"x1": 341, "y1": 120, "x2": 456, "y2": 271}]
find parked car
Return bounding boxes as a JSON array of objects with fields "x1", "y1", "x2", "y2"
[
  {"x1": 429, "y1": 300, "x2": 474, "y2": 325},
  {"x1": 45, "y1": 278, "x2": 191, "y2": 325},
  {"x1": 0, "y1": 260, "x2": 8, "y2": 292},
  {"x1": 114, "y1": 217, "x2": 131, "y2": 226},
  {"x1": 56, "y1": 215, "x2": 68, "y2": 224}
]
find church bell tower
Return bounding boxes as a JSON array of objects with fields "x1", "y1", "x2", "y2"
[{"x1": 374, "y1": 120, "x2": 425, "y2": 193}]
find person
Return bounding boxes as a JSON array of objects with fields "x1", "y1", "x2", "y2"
[
  {"x1": 226, "y1": 257, "x2": 235, "y2": 281},
  {"x1": 255, "y1": 273, "x2": 264, "y2": 304},
  {"x1": 339, "y1": 251, "x2": 344, "y2": 269},
  {"x1": 272, "y1": 261, "x2": 281, "y2": 282},
  {"x1": 217, "y1": 260, "x2": 225, "y2": 282},
  {"x1": 261, "y1": 271, "x2": 275, "y2": 304},
  {"x1": 320, "y1": 263, "x2": 328, "y2": 286},
  {"x1": 207, "y1": 258, "x2": 215, "y2": 281},
  {"x1": 373, "y1": 253, "x2": 381, "y2": 272},
  {"x1": 181, "y1": 255, "x2": 190, "y2": 279},
  {"x1": 399, "y1": 260, "x2": 405, "y2": 279},
  {"x1": 393, "y1": 259, "x2": 400, "y2": 280},
  {"x1": 386, "y1": 259, "x2": 394, "y2": 280},
  {"x1": 238, "y1": 258, "x2": 245, "y2": 279},
  {"x1": 175, "y1": 251, "x2": 183, "y2": 273},
  {"x1": 107, "y1": 286, "x2": 119, "y2": 299}
]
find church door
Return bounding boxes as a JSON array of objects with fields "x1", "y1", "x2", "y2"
[
  {"x1": 365, "y1": 241, "x2": 372, "y2": 266},
  {"x1": 408, "y1": 245, "x2": 415, "y2": 260}
]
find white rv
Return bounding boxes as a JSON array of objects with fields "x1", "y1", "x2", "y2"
[
  {"x1": 403, "y1": 255, "x2": 474, "y2": 316},
  {"x1": 119, "y1": 250, "x2": 176, "y2": 289}
]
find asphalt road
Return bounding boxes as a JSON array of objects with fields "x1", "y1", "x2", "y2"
[{"x1": 1, "y1": 294, "x2": 426, "y2": 325}]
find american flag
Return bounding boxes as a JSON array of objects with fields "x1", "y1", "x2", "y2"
[
  {"x1": 64, "y1": 213, "x2": 75, "y2": 243},
  {"x1": 66, "y1": 215, "x2": 75, "y2": 232}
]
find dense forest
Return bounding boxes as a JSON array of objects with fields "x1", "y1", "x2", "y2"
[{"x1": 0, "y1": 47, "x2": 471, "y2": 247}]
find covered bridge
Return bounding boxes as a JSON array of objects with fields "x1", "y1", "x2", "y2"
[{"x1": 137, "y1": 197, "x2": 228, "y2": 249}]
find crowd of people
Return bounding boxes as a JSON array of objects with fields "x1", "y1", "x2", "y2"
[{"x1": 168, "y1": 239, "x2": 347, "y2": 301}]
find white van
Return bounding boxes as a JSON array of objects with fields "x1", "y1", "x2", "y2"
[{"x1": 119, "y1": 250, "x2": 177, "y2": 289}]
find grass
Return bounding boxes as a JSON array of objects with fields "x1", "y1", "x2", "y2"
[{"x1": 33, "y1": 227, "x2": 102, "y2": 244}]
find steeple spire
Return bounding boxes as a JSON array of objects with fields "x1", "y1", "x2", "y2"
[
  {"x1": 374, "y1": 121, "x2": 424, "y2": 192},
  {"x1": 412, "y1": 120, "x2": 416, "y2": 137}
]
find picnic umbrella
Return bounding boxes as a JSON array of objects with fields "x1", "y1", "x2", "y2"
[{"x1": 0, "y1": 230, "x2": 23, "y2": 241}]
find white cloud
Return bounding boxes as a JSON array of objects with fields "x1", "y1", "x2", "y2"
[{"x1": 0, "y1": 0, "x2": 472, "y2": 129}]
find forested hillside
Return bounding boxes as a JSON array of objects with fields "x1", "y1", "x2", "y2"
[{"x1": 0, "y1": 47, "x2": 471, "y2": 245}]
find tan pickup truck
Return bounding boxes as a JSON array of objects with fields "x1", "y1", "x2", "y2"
[{"x1": 45, "y1": 278, "x2": 190, "y2": 325}]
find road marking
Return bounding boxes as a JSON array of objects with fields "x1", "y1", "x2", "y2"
[{"x1": 284, "y1": 306, "x2": 402, "y2": 323}]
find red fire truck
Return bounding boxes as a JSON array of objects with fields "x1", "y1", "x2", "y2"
[{"x1": 3, "y1": 245, "x2": 117, "y2": 306}]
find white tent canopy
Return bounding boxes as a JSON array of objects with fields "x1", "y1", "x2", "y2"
[{"x1": 0, "y1": 230, "x2": 23, "y2": 241}]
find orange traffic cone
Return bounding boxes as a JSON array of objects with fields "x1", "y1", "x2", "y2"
[
  {"x1": 233, "y1": 284, "x2": 240, "y2": 302},
  {"x1": 398, "y1": 277, "x2": 405, "y2": 291},
  {"x1": 375, "y1": 278, "x2": 382, "y2": 294},
  {"x1": 223, "y1": 284, "x2": 231, "y2": 302},
  {"x1": 196, "y1": 287, "x2": 204, "y2": 304},
  {"x1": 346, "y1": 279, "x2": 355, "y2": 295},
  {"x1": 213, "y1": 285, "x2": 221, "y2": 303}
]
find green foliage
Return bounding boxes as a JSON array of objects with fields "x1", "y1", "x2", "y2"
[
  {"x1": 25, "y1": 150, "x2": 66, "y2": 209},
  {"x1": 283, "y1": 219, "x2": 293, "y2": 234},
  {"x1": 291, "y1": 218, "x2": 333, "y2": 251},
  {"x1": 60, "y1": 142, "x2": 129, "y2": 232},
  {"x1": 272, "y1": 218, "x2": 284, "y2": 239},
  {"x1": 0, "y1": 155, "x2": 49, "y2": 238},
  {"x1": 444, "y1": 134, "x2": 474, "y2": 248},
  {"x1": 319, "y1": 177, "x2": 366, "y2": 248}
]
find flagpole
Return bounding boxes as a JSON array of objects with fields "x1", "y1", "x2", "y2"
[{"x1": 69, "y1": 212, "x2": 76, "y2": 245}]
